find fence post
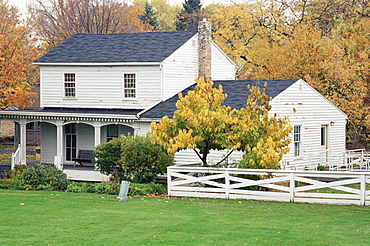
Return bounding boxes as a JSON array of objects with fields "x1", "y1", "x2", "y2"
[
  {"x1": 360, "y1": 174, "x2": 366, "y2": 206},
  {"x1": 289, "y1": 172, "x2": 295, "y2": 202},
  {"x1": 225, "y1": 170, "x2": 230, "y2": 199},
  {"x1": 167, "y1": 167, "x2": 172, "y2": 197}
]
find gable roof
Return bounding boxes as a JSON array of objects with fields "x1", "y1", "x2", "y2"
[
  {"x1": 139, "y1": 79, "x2": 299, "y2": 119},
  {"x1": 34, "y1": 30, "x2": 198, "y2": 64}
]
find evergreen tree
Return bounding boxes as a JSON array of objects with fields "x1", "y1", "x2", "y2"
[
  {"x1": 176, "y1": 0, "x2": 203, "y2": 31},
  {"x1": 139, "y1": 1, "x2": 159, "y2": 30}
]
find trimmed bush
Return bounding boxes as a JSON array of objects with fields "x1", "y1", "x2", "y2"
[
  {"x1": 66, "y1": 181, "x2": 166, "y2": 196},
  {"x1": 19, "y1": 164, "x2": 69, "y2": 190},
  {"x1": 92, "y1": 137, "x2": 124, "y2": 181},
  {"x1": 1, "y1": 165, "x2": 30, "y2": 189},
  {"x1": 128, "y1": 183, "x2": 166, "y2": 196},
  {"x1": 66, "y1": 181, "x2": 120, "y2": 195},
  {"x1": 94, "y1": 134, "x2": 174, "y2": 183}
]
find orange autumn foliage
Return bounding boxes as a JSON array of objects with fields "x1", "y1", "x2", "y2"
[{"x1": 0, "y1": 1, "x2": 37, "y2": 109}]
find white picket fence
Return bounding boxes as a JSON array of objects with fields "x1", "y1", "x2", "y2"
[{"x1": 167, "y1": 166, "x2": 370, "y2": 206}]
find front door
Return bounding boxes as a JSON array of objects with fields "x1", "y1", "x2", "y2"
[{"x1": 65, "y1": 123, "x2": 77, "y2": 161}]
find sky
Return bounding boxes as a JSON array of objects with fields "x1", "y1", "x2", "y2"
[
  {"x1": 8, "y1": 0, "x2": 235, "y2": 12},
  {"x1": 8, "y1": 0, "x2": 240, "y2": 19}
]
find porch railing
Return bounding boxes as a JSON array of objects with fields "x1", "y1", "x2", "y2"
[
  {"x1": 283, "y1": 149, "x2": 370, "y2": 171},
  {"x1": 167, "y1": 166, "x2": 370, "y2": 206},
  {"x1": 11, "y1": 144, "x2": 21, "y2": 170}
]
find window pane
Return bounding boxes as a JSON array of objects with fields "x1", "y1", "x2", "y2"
[
  {"x1": 124, "y1": 74, "x2": 136, "y2": 98},
  {"x1": 321, "y1": 126, "x2": 326, "y2": 146},
  {"x1": 107, "y1": 125, "x2": 119, "y2": 142},
  {"x1": 294, "y1": 126, "x2": 301, "y2": 157},
  {"x1": 64, "y1": 73, "x2": 76, "y2": 97}
]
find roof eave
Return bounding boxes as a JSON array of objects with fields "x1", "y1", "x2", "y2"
[
  {"x1": 32, "y1": 62, "x2": 162, "y2": 66},
  {"x1": 0, "y1": 110, "x2": 138, "y2": 120}
]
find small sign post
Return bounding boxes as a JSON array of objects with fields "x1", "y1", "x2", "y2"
[{"x1": 117, "y1": 181, "x2": 130, "y2": 202}]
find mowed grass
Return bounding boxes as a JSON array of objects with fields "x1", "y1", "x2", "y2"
[{"x1": 1, "y1": 189, "x2": 369, "y2": 246}]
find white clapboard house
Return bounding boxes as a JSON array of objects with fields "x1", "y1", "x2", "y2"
[
  {"x1": 0, "y1": 20, "x2": 347, "y2": 181},
  {"x1": 141, "y1": 79, "x2": 348, "y2": 170}
]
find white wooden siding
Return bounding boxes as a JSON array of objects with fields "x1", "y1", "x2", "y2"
[
  {"x1": 270, "y1": 79, "x2": 347, "y2": 166},
  {"x1": 175, "y1": 149, "x2": 243, "y2": 166},
  {"x1": 133, "y1": 122, "x2": 152, "y2": 136},
  {"x1": 40, "y1": 65, "x2": 161, "y2": 109},
  {"x1": 211, "y1": 42, "x2": 235, "y2": 80},
  {"x1": 162, "y1": 34, "x2": 236, "y2": 100},
  {"x1": 41, "y1": 122, "x2": 57, "y2": 163},
  {"x1": 162, "y1": 36, "x2": 199, "y2": 100}
]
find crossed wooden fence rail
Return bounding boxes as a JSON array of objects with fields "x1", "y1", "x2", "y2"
[{"x1": 167, "y1": 166, "x2": 370, "y2": 206}]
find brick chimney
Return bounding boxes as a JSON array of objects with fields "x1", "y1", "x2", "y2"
[{"x1": 198, "y1": 19, "x2": 212, "y2": 79}]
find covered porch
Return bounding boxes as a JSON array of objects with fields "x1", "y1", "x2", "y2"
[{"x1": 0, "y1": 108, "x2": 144, "y2": 181}]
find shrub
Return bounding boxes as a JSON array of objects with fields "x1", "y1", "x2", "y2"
[
  {"x1": 66, "y1": 181, "x2": 166, "y2": 196},
  {"x1": 93, "y1": 181, "x2": 121, "y2": 194},
  {"x1": 94, "y1": 134, "x2": 174, "y2": 183},
  {"x1": 20, "y1": 164, "x2": 69, "y2": 190},
  {"x1": 0, "y1": 165, "x2": 29, "y2": 189},
  {"x1": 5, "y1": 164, "x2": 29, "y2": 180},
  {"x1": 93, "y1": 137, "x2": 124, "y2": 181},
  {"x1": 0, "y1": 179, "x2": 18, "y2": 189},
  {"x1": 128, "y1": 183, "x2": 166, "y2": 196}
]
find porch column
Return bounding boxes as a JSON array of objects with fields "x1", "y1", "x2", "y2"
[
  {"x1": 93, "y1": 122, "x2": 102, "y2": 147},
  {"x1": 56, "y1": 121, "x2": 64, "y2": 157},
  {"x1": 55, "y1": 121, "x2": 64, "y2": 170},
  {"x1": 19, "y1": 120, "x2": 27, "y2": 165},
  {"x1": 133, "y1": 124, "x2": 140, "y2": 136}
]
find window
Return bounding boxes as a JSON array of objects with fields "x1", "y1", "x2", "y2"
[
  {"x1": 124, "y1": 73, "x2": 136, "y2": 98},
  {"x1": 107, "y1": 125, "x2": 119, "y2": 142},
  {"x1": 64, "y1": 73, "x2": 76, "y2": 97},
  {"x1": 294, "y1": 126, "x2": 301, "y2": 157},
  {"x1": 321, "y1": 126, "x2": 327, "y2": 146}
]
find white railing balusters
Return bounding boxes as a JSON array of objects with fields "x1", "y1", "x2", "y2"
[
  {"x1": 11, "y1": 144, "x2": 21, "y2": 170},
  {"x1": 284, "y1": 149, "x2": 370, "y2": 171}
]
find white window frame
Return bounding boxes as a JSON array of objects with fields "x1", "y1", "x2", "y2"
[
  {"x1": 123, "y1": 73, "x2": 136, "y2": 99},
  {"x1": 294, "y1": 125, "x2": 302, "y2": 157},
  {"x1": 64, "y1": 73, "x2": 76, "y2": 98}
]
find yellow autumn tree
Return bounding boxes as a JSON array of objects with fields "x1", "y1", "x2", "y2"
[
  {"x1": 0, "y1": 1, "x2": 37, "y2": 109},
  {"x1": 208, "y1": 0, "x2": 370, "y2": 147},
  {"x1": 151, "y1": 77, "x2": 291, "y2": 168}
]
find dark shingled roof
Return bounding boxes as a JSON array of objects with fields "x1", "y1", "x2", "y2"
[
  {"x1": 35, "y1": 30, "x2": 198, "y2": 64},
  {"x1": 140, "y1": 79, "x2": 299, "y2": 119}
]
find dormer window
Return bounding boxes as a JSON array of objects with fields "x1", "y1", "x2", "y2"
[
  {"x1": 124, "y1": 73, "x2": 136, "y2": 98},
  {"x1": 64, "y1": 73, "x2": 76, "y2": 97}
]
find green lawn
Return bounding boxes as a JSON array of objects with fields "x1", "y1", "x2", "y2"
[{"x1": 1, "y1": 189, "x2": 369, "y2": 245}]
